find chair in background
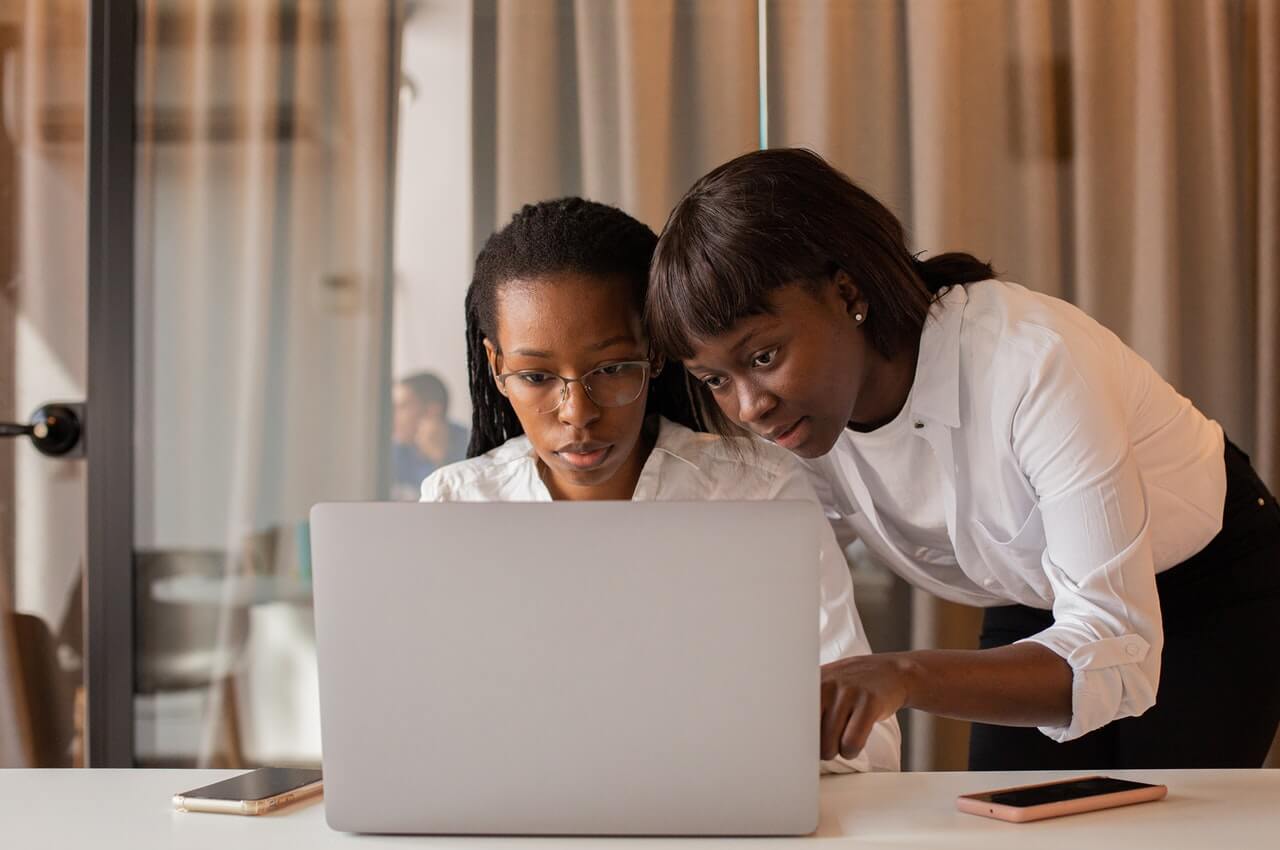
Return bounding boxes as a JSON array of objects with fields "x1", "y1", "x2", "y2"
[
  {"x1": 13, "y1": 612, "x2": 75, "y2": 765},
  {"x1": 134, "y1": 549, "x2": 250, "y2": 768}
]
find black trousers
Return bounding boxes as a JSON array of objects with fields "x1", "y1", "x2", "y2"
[{"x1": 968, "y1": 439, "x2": 1280, "y2": 770}]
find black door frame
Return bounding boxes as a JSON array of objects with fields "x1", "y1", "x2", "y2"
[{"x1": 85, "y1": 0, "x2": 136, "y2": 768}]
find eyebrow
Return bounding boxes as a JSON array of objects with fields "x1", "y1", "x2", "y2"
[
  {"x1": 691, "y1": 323, "x2": 768, "y2": 371},
  {"x1": 590, "y1": 334, "x2": 639, "y2": 352},
  {"x1": 509, "y1": 335, "x2": 638, "y2": 360},
  {"x1": 685, "y1": 323, "x2": 778, "y2": 373},
  {"x1": 730, "y1": 327, "x2": 764, "y2": 355}
]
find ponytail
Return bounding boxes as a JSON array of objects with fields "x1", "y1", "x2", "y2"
[{"x1": 912, "y1": 252, "x2": 995, "y2": 294}]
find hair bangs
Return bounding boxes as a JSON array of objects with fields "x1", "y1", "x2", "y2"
[{"x1": 647, "y1": 204, "x2": 812, "y2": 361}]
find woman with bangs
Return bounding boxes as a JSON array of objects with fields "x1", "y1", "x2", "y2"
[
  {"x1": 646, "y1": 148, "x2": 1280, "y2": 771},
  {"x1": 420, "y1": 196, "x2": 901, "y2": 773}
]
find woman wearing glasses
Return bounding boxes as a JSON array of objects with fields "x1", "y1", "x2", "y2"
[
  {"x1": 645, "y1": 147, "x2": 1280, "y2": 770},
  {"x1": 419, "y1": 197, "x2": 901, "y2": 773}
]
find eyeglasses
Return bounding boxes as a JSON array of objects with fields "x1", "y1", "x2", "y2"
[{"x1": 494, "y1": 360, "x2": 654, "y2": 414}]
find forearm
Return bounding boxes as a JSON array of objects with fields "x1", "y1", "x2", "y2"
[{"x1": 893, "y1": 642, "x2": 1073, "y2": 728}]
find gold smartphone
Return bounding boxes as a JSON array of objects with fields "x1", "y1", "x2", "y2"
[
  {"x1": 956, "y1": 775, "x2": 1167, "y2": 823},
  {"x1": 173, "y1": 768, "x2": 323, "y2": 816}
]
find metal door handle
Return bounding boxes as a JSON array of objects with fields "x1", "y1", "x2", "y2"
[{"x1": 0, "y1": 404, "x2": 85, "y2": 457}]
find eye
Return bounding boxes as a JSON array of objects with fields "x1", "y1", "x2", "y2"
[
  {"x1": 597, "y1": 363, "x2": 627, "y2": 376},
  {"x1": 699, "y1": 374, "x2": 728, "y2": 391},
  {"x1": 751, "y1": 348, "x2": 778, "y2": 368},
  {"x1": 517, "y1": 371, "x2": 554, "y2": 386}
]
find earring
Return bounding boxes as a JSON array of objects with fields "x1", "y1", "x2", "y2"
[{"x1": 854, "y1": 312, "x2": 865, "y2": 323}]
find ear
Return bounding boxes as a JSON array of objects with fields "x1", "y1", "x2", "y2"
[
  {"x1": 832, "y1": 268, "x2": 869, "y2": 323},
  {"x1": 650, "y1": 351, "x2": 666, "y2": 378},
  {"x1": 482, "y1": 338, "x2": 507, "y2": 396}
]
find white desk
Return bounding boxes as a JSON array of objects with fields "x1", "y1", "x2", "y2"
[{"x1": 1, "y1": 769, "x2": 1274, "y2": 848}]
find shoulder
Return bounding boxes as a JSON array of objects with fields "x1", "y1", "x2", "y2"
[
  {"x1": 951, "y1": 281, "x2": 1138, "y2": 415},
  {"x1": 959, "y1": 279, "x2": 1128, "y2": 364},
  {"x1": 953, "y1": 282, "x2": 1140, "y2": 452},
  {"x1": 419, "y1": 435, "x2": 536, "y2": 501},
  {"x1": 651, "y1": 418, "x2": 815, "y2": 498}
]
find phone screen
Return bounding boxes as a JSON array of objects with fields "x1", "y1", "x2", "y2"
[
  {"x1": 179, "y1": 768, "x2": 322, "y2": 802},
  {"x1": 970, "y1": 777, "x2": 1157, "y2": 808}
]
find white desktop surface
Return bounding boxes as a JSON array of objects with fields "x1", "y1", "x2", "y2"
[{"x1": 1, "y1": 768, "x2": 1274, "y2": 848}]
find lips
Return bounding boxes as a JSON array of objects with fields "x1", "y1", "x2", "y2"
[
  {"x1": 555, "y1": 441, "x2": 613, "y2": 470},
  {"x1": 761, "y1": 417, "x2": 810, "y2": 451}
]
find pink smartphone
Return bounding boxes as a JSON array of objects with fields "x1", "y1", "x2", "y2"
[{"x1": 956, "y1": 775, "x2": 1167, "y2": 823}]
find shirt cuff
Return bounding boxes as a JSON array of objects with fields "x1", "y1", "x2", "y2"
[
  {"x1": 1018, "y1": 628, "x2": 1156, "y2": 742},
  {"x1": 819, "y1": 714, "x2": 902, "y2": 773}
]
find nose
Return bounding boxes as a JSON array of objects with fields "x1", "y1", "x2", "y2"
[
  {"x1": 735, "y1": 380, "x2": 777, "y2": 427},
  {"x1": 558, "y1": 379, "x2": 601, "y2": 429}
]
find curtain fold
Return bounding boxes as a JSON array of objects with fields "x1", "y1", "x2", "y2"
[
  {"x1": 489, "y1": 0, "x2": 759, "y2": 231},
  {"x1": 135, "y1": 0, "x2": 393, "y2": 554},
  {"x1": 1252, "y1": 0, "x2": 1278, "y2": 492}
]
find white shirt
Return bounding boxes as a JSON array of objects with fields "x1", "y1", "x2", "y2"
[
  {"x1": 422, "y1": 416, "x2": 902, "y2": 772},
  {"x1": 805, "y1": 280, "x2": 1226, "y2": 743},
  {"x1": 844, "y1": 385, "x2": 956, "y2": 581}
]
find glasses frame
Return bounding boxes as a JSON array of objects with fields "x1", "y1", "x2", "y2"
[{"x1": 494, "y1": 358, "x2": 656, "y2": 413}]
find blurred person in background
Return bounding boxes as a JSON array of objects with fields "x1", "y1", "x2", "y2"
[{"x1": 391, "y1": 371, "x2": 468, "y2": 500}]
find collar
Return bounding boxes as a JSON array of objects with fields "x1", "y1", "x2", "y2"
[
  {"x1": 907, "y1": 283, "x2": 968, "y2": 430},
  {"x1": 510, "y1": 416, "x2": 706, "y2": 500},
  {"x1": 631, "y1": 417, "x2": 708, "y2": 500}
]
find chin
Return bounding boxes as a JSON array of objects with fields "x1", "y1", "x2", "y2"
[
  {"x1": 560, "y1": 461, "x2": 621, "y2": 487},
  {"x1": 794, "y1": 419, "x2": 841, "y2": 458}
]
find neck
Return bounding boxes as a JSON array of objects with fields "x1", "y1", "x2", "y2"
[
  {"x1": 541, "y1": 422, "x2": 657, "y2": 502},
  {"x1": 847, "y1": 343, "x2": 919, "y2": 432}
]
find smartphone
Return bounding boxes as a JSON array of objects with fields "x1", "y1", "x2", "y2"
[
  {"x1": 956, "y1": 775, "x2": 1167, "y2": 823},
  {"x1": 173, "y1": 767, "x2": 323, "y2": 816}
]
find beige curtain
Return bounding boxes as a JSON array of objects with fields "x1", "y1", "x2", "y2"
[
  {"x1": 488, "y1": 0, "x2": 760, "y2": 231},
  {"x1": 135, "y1": 0, "x2": 395, "y2": 550},
  {"x1": 771, "y1": 0, "x2": 1279, "y2": 770},
  {"x1": 134, "y1": 0, "x2": 395, "y2": 766}
]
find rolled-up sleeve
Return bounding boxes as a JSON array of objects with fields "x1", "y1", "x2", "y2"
[
  {"x1": 1009, "y1": 334, "x2": 1163, "y2": 742},
  {"x1": 768, "y1": 458, "x2": 902, "y2": 772}
]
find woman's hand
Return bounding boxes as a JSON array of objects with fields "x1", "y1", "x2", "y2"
[
  {"x1": 820, "y1": 644, "x2": 1075, "y2": 760},
  {"x1": 819, "y1": 654, "x2": 913, "y2": 761}
]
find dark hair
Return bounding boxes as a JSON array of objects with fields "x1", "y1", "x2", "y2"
[
  {"x1": 398, "y1": 371, "x2": 449, "y2": 413},
  {"x1": 465, "y1": 197, "x2": 700, "y2": 457},
  {"x1": 646, "y1": 148, "x2": 994, "y2": 431}
]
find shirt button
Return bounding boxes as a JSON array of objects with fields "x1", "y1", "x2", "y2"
[{"x1": 1125, "y1": 643, "x2": 1141, "y2": 658}]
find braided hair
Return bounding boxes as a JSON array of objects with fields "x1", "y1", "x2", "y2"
[{"x1": 465, "y1": 197, "x2": 700, "y2": 458}]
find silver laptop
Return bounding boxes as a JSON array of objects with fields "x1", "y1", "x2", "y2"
[{"x1": 310, "y1": 500, "x2": 821, "y2": 836}]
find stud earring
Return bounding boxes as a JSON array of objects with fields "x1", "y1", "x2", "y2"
[{"x1": 854, "y1": 312, "x2": 864, "y2": 323}]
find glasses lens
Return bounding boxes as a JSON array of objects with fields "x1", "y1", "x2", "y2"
[
  {"x1": 583, "y1": 363, "x2": 648, "y2": 408},
  {"x1": 503, "y1": 372, "x2": 564, "y2": 414}
]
